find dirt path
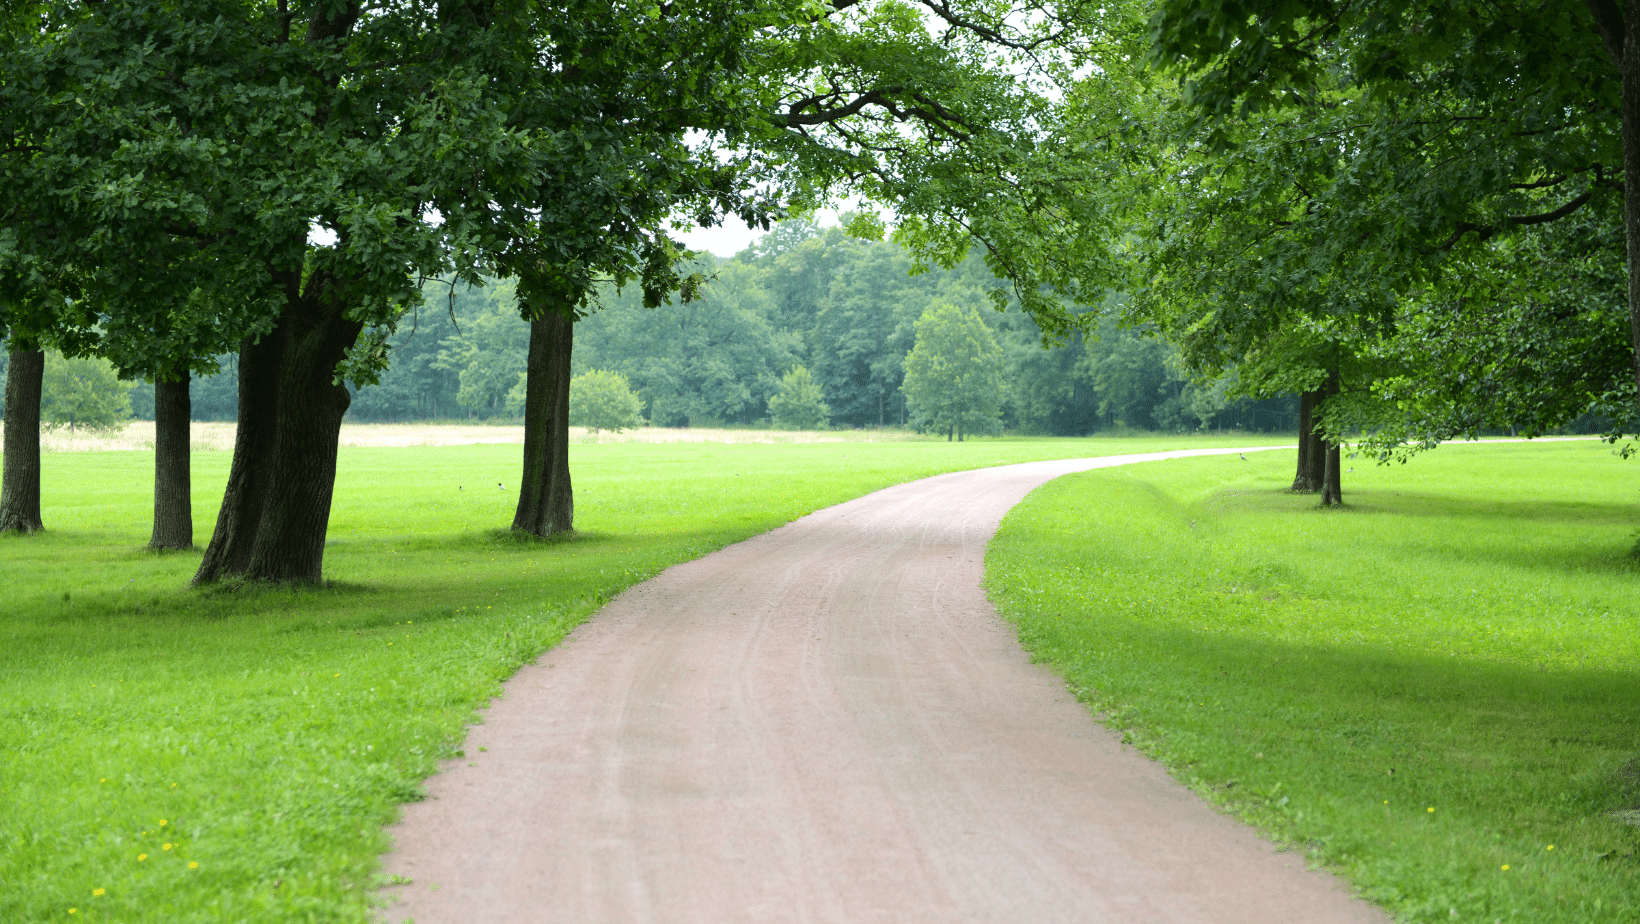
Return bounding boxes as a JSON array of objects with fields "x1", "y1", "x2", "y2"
[{"x1": 381, "y1": 447, "x2": 1388, "y2": 924}]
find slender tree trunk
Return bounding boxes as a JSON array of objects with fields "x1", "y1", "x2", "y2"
[
  {"x1": 1320, "y1": 439, "x2": 1343, "y2": 506},
  {"x1": 149, "y1": 371, "x2": 193, "y2": 550},
  {"x1": 1587, "y1": 0, "x2": 1640, "y2": 395},
  {"x1": 0, "y1": 347, "x2": 45, "y2": 534},
  {"x1": 1319, "y1": 369, "x2": 1344, "y2": 506},
  {"x1": 512, "y1": 309, "x2": 574, "y2": 537},
  {"x1": 1292, "y1": 388, "x2": 1325, "y2": 492},
  {"x1": 1625, "y1": 4, "x2": 1640, "y2": 396},
  {"x1": 946, "y1": 425, "x2": 953, "y2": 441}
]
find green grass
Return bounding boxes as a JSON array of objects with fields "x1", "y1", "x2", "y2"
[
  {"x1": 0, "y1": 433, "x2": 1264, "y2": 923},
  {"x1": 986, "y1": 440, "x2": 1640, "y2": 923}
]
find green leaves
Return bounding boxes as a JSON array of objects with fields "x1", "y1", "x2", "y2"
[
  {"x1": 901, "y1": 299, "x2": 1005, "y2": 437},
  {"x1": 767, "y1": 365, "x2": 831, "y2": 429},
  {"x1": 38, "y1": 350, "x2": 133, "y2": 434}
]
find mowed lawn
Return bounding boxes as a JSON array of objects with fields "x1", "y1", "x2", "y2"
[
  {"x1": 0, "y1": 433, "x2": 1259, "y2": 923},
  {"x1": 987, "y1": 440, "x2": 1640, "y2": 924}
]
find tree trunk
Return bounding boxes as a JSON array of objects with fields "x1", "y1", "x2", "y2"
[
  {"x1": 512, "y1": 309, "x2": 574, "y2": 537},
  {"x1": 239, "y1": 303, "x2": 361, "y2": 584},
  {"x1": 1587, "y1": 0, "x2": 1640, "y2": 396},
  {"x1": 1625, "y1": 2, "x2": 1640, "y2": 397},
  {"x1": 195, "y1": 330, "x2": 285, "y2": 583},
  {"x1": 1318, "y1": 369, "x2": 1344, "y2": 506},
  {"x1": 1292, "y1": 388, "x2": 1325, "y2": 492},
  {"x1": 1320, "y1": 438, "x2": 1343, "y2": 506},
  {"x1": 0, "y1": 347, "x2": 45, "y2": 534},
  {"x1": 195, "y1": 276, "x2": 364, "y2": 585},
  {"x1": 149, "y1": 371, "x2": 194, "y2": 550}
]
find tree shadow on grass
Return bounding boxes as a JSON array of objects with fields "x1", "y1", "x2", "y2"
[{"x1": 1041, "y1": 615, "x2": 1640, "y2": 826}]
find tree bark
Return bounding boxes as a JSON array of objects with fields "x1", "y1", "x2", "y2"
[
  {"x1": 1292, "y1": 388, "x2": 1326, "y2": 492},
  {"x1": 195, "y1": 330, "x2": 285, "y2": 583},
  {"x1": 1318, "y1": 369, "x2": 1344, "y2": 506},
  {"x1": 0, "y1": 347, "x2": 45, "y2": 534},
  {"x1": 1319, "y1": 438, "x2": 1343, "y2": 506},
  {"x1": 1624, "y1": 2, "x2": 1640, "y2": 397},
  {"x1": 512, "y1": 309, "x2": 575, "y2": 537},
  {"x1": 149, "y1": 371, "x2": 193, "y2": 550},
  {"x1": 1586, "y1": 0, "x2": 1640, "y2": 396},
  {"x1": 195, "y1": 272, "x2": 364, "y2": 585}
]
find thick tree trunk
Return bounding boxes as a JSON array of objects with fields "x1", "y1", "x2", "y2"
[
  {"x1": 1292, "y1": 388, "x2": 1326, "y2": 492},
  {"x1": 195, "y1": 276, "x2": 363, "y2": 585},
  {"x1": 0, "y1": 348, "x2": 45, "y2": 534},
  {"x1": 195, "y1": 330, "x2": 285, "y2": 583},
  {"x1": 240, "y1": 306, "x2": 361, "y2": 584},
  {"x1": 512, "y1": 309, "x2": 574, "y2": 537},
  {"x1": 149, "y1": 372, "x2": 194, "y2": 550}
]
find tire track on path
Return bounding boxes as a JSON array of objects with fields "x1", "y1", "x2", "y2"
[{"x1": 382, "y1": 446, "x2": 1389, "y2": 924}]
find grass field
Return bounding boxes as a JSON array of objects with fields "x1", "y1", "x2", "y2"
[
  {"x1": 0, "y1": 432, "x2": 1261, "y2": 923},
  {"x1": 986, "y1": 440, "x2": 1640, "y2": 923}
]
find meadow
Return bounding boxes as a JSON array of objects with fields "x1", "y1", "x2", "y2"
[
  {"x1": 0, "y1": 431, "x2": 1256, "y2": 923},
  {"x1": 987, "y1": 440, "x2": 1640, "y2": 923}
]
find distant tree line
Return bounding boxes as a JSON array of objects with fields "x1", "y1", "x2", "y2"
[{"x1": 174, "y1": 224, "x2": 1296, "y2": 436}]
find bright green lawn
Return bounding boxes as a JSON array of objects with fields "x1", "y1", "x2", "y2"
[
  {"x1": 987, "y1": 440, "x2": 1640, "y2": 924},
  {"x1": 0, "y1": 433, "x2": 1259, "y2": 923}
]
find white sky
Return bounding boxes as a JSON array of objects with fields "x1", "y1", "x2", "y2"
[
  {"x1": 675, "y1": 205, "x2": 870, "y2": 257},
  {"x1": 309, "y1": 208, "x2": 864, "y2": 260},
  {"x1": 673, "y1": 213, "x2": 763, "y2": 257}
]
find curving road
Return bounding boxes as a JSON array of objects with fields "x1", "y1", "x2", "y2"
[{"x1": 381, "y1": 448, "x2": 1389, "y2": 924}]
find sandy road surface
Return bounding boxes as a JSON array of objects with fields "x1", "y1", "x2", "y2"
[{"x1": 381, "y1": 447, "x2": 1388, "y2": 924}]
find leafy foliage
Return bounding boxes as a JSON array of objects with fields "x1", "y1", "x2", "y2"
[
  {"x1": 566, "y1": 370, "x2": 644, "y2": 433},
  {"x1": 39, "y1": 351, "x2": 132, "y2": 433},
  {"x1": 902, "y1": 301, "x2": 1006, "y2": 439},
  {"x1": 768, "y1": 366, "x2": 831, "y2": 430},
  {"x1": 1137, "y1": 0, "x2": 1635, "y2": 446}
]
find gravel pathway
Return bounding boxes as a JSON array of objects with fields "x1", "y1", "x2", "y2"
[{"x1": 381, "y1": 447, "x2": 1389, "y2": 924}]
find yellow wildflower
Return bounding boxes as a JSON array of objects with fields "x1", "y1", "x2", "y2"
[
  {"x1": 93, "y1": 889, "x2": 104, "y2": 896},
  {"x1": 137, "y1": 854, "x2": 147, "y2": 862},
  {"x1": 189, "y1": 862, "x2": 199, "y2": 869},
  {"x1": 1501, "y1": 865, "x2": 1510, "y2": 871},
  {"x1": 163, "y1": 843, "x2": 173, "y2": 851}
]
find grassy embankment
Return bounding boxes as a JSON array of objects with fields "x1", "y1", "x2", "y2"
[
  {"x1": 0, "y1": 433, "x2": 1259, "y2": 923},
  {"x1": 987, "y1": 440, "x2": 1640, "y2": 923}
]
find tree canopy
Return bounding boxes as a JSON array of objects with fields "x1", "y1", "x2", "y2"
[{"x1": 902, "y1": 300, "x2": 1006, "y2": 440}]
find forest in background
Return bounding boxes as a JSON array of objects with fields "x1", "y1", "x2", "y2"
[{"x1": 163, "y1": 222, "x2": 1296, "y2": 436}]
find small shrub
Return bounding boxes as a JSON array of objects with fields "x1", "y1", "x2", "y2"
[
  {"x1": 569, "y1": 369, "x2": 643, "y2": 432},
  {"x1": 768, "y1": 366, "x2": 830, "y2": 430}
]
